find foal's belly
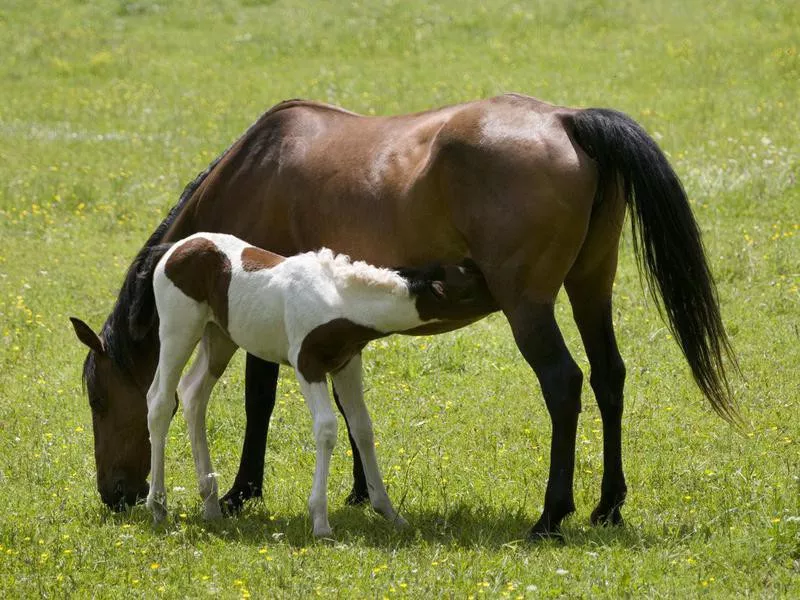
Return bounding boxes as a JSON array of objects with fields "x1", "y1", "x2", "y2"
[{"x1": 225, "y1": 284, "x2": 292, "y2": 367}]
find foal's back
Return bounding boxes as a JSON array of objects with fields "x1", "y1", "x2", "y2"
[
  {"x1": 154, "y1": 233, "x2": 290, "y2": 360},
  {"x1": 153, "y1": 233, "x2": 419, "y2": 368}
]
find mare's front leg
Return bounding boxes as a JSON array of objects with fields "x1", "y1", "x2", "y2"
[
  {"x1": 221, "y1": 354, "x2": 280, "y2": 513},
  {"x1": 295, "y1": 372, "x2": 339, "y2": 538},
  {"x1": 333, "y1": 385, "x2": 369, "y2": 506},
  {"x1": 331, "y1": 355, "x2": 408, "y2": 528},
  {"x1": 178, "y1": 325, "x2": 237, "y2": 520}
]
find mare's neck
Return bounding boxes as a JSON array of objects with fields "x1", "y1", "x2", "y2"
[{"x1": 129, "y1": 331, "x2": 161, "y2": 394}]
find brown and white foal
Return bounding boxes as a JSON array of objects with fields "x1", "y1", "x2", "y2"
[{"x1": 145, "y1": 232, "x2": 493, "y2": 536}]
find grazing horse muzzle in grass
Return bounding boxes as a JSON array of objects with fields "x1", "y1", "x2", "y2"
[
  {"x1": 142, "y1": 233, "x2": 493, "y2": 536},
  {"x1": 71, "y1": 94, "x2": 738, "y2": 539}
]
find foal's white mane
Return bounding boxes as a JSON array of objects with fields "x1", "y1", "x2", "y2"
[{"x1": 309, "y1": 248, "x2": 409, "y2": 296}]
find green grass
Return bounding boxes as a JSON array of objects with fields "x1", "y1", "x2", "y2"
[{"x1": 1, "y1": 0, "x2": 798, "y2": 597}]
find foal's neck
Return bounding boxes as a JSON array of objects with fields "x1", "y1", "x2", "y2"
[{"x1": 328, "y1": 270, "x2": 424, "y2": 334}]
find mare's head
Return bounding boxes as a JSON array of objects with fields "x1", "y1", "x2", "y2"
[
  {"x1": 70, "y1": 317, "x2": 151, "y2": 510},
  {"x1": 398, "y1": 259, "x2": 498, "y2": 322}
]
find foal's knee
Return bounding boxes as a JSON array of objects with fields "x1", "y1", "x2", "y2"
[
  {"x1": 147, "y1": 393, "x2": 174, "y2": 436},
  {"x1": 314, "y1": 414, "x2": 338, "y2": 451}
]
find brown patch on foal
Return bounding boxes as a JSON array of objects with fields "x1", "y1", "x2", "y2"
[
  {"x1": 164, "y1": 237, "x2": 232, "y2": 330},
  {"x1": 297, "y1": 318, "x2": 386, "y2": 382},
  {"x1": 241, "y1": 246, "x2": 285, "y2": 271}
]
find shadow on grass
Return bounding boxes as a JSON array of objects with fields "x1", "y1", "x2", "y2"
[{"x1": 102, "y1": 499, "x2": 663, "y2": 551}]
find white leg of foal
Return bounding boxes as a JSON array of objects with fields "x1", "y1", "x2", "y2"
[
  {"x1": 146, "y1": 327, "x2": 202, "y2": 523},
  {"x1": 146, "y1": 366, "x2": 170, "y2": 523},
  {"x1": 179, "y1": 327, "x2": 236, "y2": 520},
  {"x1": 331, "y1": 355, "x2": 408, "y2": 529},
  {"x1": 296, "y1": 372, "x2": 338, "y2": 538}
]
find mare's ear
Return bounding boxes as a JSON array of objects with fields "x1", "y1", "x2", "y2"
[{"x1": 70, "y1": 317, "x2": 105, "y2": 354}]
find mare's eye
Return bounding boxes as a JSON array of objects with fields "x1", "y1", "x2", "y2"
[{"x1": 89, "y1": 394, "x2": 107, "y2": 414}]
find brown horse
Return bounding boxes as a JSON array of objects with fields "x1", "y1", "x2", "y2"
[{"x1": 70, "y1": 93, "x2": 737, "y2": 539}]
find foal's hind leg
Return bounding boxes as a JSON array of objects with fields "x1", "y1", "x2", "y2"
[
  {"x1": 178, "y1": 325, "x2": 237, "y2": 520},
  {"x1": 295, "y1": 372, "x2": 338, "y2": 537},
  {"x1": 331, "y1": 355, "x2": 408, "y2": 528}
]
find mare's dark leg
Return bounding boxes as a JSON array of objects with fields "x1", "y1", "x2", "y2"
[
  {"x1": 333, "y1": 386, "x2": 369, "y2": 506},
  {"x1": 566, "y1": 290, "x2": 627, "y2": 525},
  {"x1": 221, "y1": 354, "x2": 279, "y2": 513},
  {"x1": 508, "y1": 301, "x2": 583, "y2": 539}
]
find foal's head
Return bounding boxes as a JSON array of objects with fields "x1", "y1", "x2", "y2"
[
  {"x1": 70, "y1": 317, "x2": 151, "y2": 510},
  {"x1": 397, "y1": 259, "x2": 498, "y2": 322}
]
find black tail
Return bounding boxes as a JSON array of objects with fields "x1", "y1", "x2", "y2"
[
  {"x1": 128, "y1": 243, "x2": 173, "y2": 340},
  {"x1": 568, "y1": 108, "x2": 740, "y2": 424}
]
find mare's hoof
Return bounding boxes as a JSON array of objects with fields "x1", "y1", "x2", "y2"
[
  {"x1": 590, "y1": 503, "x2": 624, "y2": 526},
  {"x1": 528, "y1": 509, "x2": 574, "y2": 542},
  {"x1": 220, "y1": 485, "x2": 262, "y2": 516},
  {"x1": 527, "y1": 523, "x2": 564, "y2": 542},
  {"x1": 344, "y1": 487, "x2": 369, "y2": 507}
]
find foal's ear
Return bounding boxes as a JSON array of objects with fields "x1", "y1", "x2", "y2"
[{"x1": 70, "y1": 317, "x2": 105, "y2": 354}]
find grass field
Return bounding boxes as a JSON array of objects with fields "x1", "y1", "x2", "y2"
[{"x1": 1, "y1": 0, "x2": 798, "y2": 597}]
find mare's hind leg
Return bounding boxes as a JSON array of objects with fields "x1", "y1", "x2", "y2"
[
  {"x1": 178, "y1": 324, "x2": 237, "y2": 520},
  {"x1": 566, "y1": 288, "x2": 626, "y2": 525},
  {"x1": 565, "y1": 174, "x2": 628, "y2": 526},
  {"x1": 330, "y1": 355, "x2": 408, "y2": 528},
  {"x1": 506, "y1": 301, "x2": 583, "y2": 538}
]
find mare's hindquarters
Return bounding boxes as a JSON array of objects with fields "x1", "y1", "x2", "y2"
[{"x1": 434, "y1": 104, "x2": 599, "y2": 537}]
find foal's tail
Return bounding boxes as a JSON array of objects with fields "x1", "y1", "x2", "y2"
[
  {"x1": 128, "y1": 242, "x2": 174, "y2": 340},
  {"x1": 567, "y1": 108, "x2": 740, "y2": 424}
]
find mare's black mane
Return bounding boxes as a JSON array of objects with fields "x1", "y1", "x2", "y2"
[
  {"x1": 80, "y1": 101, "x2": 303, "y2": 388},
  {"x1": 82, "y1": 161, "x2": 218, "y2": 390},
  {"x1": 81, "y1": 98, "x2": 352, "y2": 390}
]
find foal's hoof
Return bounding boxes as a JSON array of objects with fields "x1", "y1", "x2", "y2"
[
  {"x1": 393, "y1": 514, "x2": 410, "y2": 530},
  {"x1": 313, "y1": 524, "x2": 334, "y2": 539},
  {"x1": 203, "y1": 500, "x2": 223, "y2": 521},
  {"x1": 147, "y1": 496, "x2": 168, "y2": 524}
]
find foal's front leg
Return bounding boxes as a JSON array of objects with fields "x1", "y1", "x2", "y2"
[
  {"x1": 178, "y1": 327, "x2": 237, "y2": 520},
  {"x1": 331, "y1": 355, "x2": 408, "y2": 528},
  {"x1": 295, "y1": 373, "x2": 338, "y2": 538},
  {"x1": 147, "y1": 332, "x2": 201, "y2": 523}
]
